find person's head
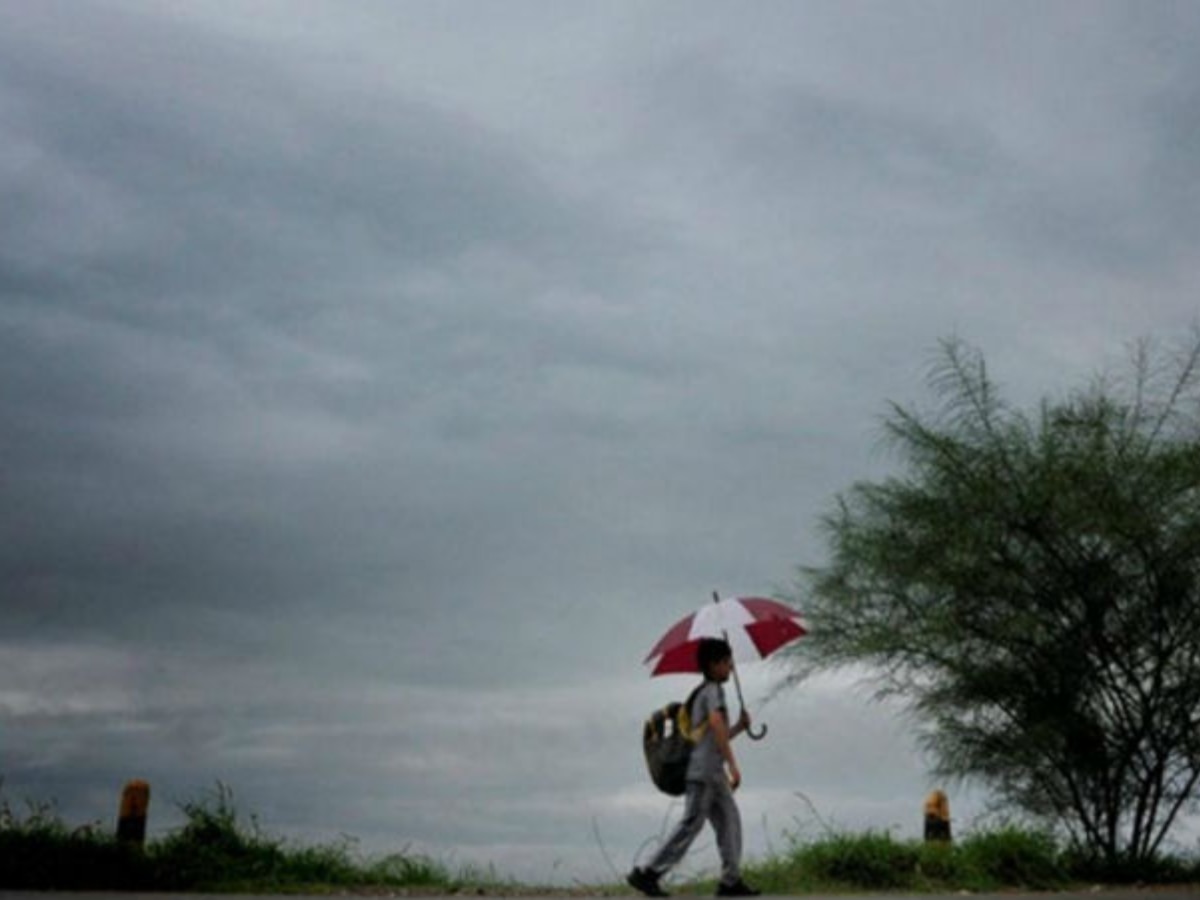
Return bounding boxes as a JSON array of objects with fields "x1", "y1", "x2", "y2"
[{"x1": 696, "y1": 637, "x2": 733, "y2": 682}]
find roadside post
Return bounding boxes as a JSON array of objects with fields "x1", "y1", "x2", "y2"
[
  {"x1": 117, "y1": 779, "x2": 151, "y2": 846},
  {"x1": 923, "y1": 789, "x2": 951, "y2": 842}
]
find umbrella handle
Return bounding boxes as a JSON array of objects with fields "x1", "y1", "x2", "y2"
[
  {"x1": 737, "y1": 698, "x2": 768, "y2": 741},
  {"x1": 730, "y1": 658, "x2": 768, "y2": 741}
]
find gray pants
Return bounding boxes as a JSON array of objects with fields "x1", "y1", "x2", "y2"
[{"x1": 648, "y1": 777, "x2": 742, "y2": 885}]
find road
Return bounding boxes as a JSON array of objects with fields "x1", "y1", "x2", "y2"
[{"x1": 2, "y1": 891, "x2": 1197, "y2": 900}]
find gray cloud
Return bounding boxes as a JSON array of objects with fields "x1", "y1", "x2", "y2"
[{"x1": 3, "y1": 0, "x2": 1200, "y2": 883}]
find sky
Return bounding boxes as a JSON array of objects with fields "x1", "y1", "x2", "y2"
[{"x1": 2, "y1": 0, "x2": 1200, "y2": 885}]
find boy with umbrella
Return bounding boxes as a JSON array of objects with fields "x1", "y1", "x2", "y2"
[{"x1": 628, "y1": 637, "x2": 761, "y2": 897}]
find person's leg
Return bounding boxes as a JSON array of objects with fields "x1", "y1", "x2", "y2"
[
  {"x1": 646, "y1": 780, "x2": 714, "y2": 875},
  {"x1": 707, "y1": 780, "x2": 743, "y2": 887}
]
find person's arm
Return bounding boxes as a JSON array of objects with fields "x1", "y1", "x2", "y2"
[{"x1": 708, "y1": 708, "x2": 741, "y2": 790}]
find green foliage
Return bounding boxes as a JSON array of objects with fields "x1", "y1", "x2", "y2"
[
  {"x1": 735, "y1": 824, "x2": 1184, "y2": 893},
  {"x1": 956, "y1": 825, "x2": 1067, "y2": 889},
  {"x1": 0, "y1": 782, "x2": 455, "y2": 892},
  {"x1": 149, "y1": 783, "x2": 288, "y2": 890},
  {"x1": 913, "y1": 839, "x2": 968, "y2": 886},
  {"x1": 1061, "y1": 841, "x2": 1200, "y2": 885},
  {"x1": 790, "y1": 830, "x2": 921, "y2": 889},
  {"x1": 149, "y1": 783, "x2": 456, "y2": 891},
  {"x1": 3, "y1": 782, "x2": 1197, "y2": 895},
  {"x1": 0, "y1": 792, "x2": 152, "y2": 890},
  {"x1": 788, "y1": 335, "x2": 1200, "y2": 869}
]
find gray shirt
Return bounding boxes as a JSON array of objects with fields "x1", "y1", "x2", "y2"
[{"x1": 686, "y1": 680, "x2": 728, "y2": 782}]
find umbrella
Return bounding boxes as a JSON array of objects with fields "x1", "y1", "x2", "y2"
[{"x1": 644, "y1": 592, "x2": 807, "y2": 740}]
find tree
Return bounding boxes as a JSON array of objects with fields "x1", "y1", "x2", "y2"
[{"x1": 788, "y1": 336, "x2": 1200, "y2": 874}]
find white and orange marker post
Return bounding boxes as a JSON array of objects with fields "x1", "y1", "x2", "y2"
[
  {"x1": 116, "y1": 780, "x2": 151, "y2": 846},
  {"x1": 923, "y1": 789, "x2": 951, "y2": 843}
]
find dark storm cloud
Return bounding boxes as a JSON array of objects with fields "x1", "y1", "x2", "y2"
[
  {"x1": 0, "y1": 7, "x2": 593, "y2": 295},
  {"x1": 621, "y1": 2, "x2": 1200, "y2": 285},
  {"x1": 1137, "y1": 46, "x2": 1200, "y2": 271},
  {"x1": 0, "y1": 2, "x2": 673, "y2": 657},
  {"x1": 4, "y1": 0, "x2": 1200, "y2": 884}
]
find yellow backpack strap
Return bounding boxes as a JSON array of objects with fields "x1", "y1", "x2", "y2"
[{"x1": 680, "y1": 682, "x2": 709, "y2": 741}]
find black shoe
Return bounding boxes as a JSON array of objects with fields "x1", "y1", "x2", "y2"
[
  {"x1": 716, "y1": 880, "x2": 761, "y2": 897},
  {"x1": 628, "y1": 867, "x2": 669, "y2": 897}
]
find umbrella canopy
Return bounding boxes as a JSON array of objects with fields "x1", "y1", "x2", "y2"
[{"x1": 644, "y1": 595, "x2": 807, "y2": 677}]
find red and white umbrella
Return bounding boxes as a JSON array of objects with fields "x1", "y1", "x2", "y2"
[
  {"x1": 643, "y1": 593, "x2": 807, "y2": 740},
  {"x1": 644, "y1": 594, "x2": 808, "y2": 677}
]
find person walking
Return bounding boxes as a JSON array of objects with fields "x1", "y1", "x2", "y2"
[{"x1": 628, "y1": 637, "x2": 761, "y2": 897}]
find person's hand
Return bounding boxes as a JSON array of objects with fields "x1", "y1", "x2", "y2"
[
  {"x1": 736, "y1": 710, "x2": 751, "y2": 733},
  {"x1": 727, "y1": 762, "x2": 742, "y2": 791}
]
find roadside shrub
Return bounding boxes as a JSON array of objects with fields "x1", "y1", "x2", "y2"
[
  {"x1": 147, "y1": 783, "x2": 458, "y2": 891},
  {"x1": 148, "y1": 783, "x2": 287, "y2": 889},
  {"x1": 914, "y1": 838, "x2": 968, "y2": 887},
  {"x1": 958, "y1": 825, "x2": 1067, "y2": 889},
  {"x1": 275, "y1": 839, "x2": 361, "y2": 885},
  {"x1": 0, "y1": 793, "x2": 151, "y2": 890},
  {"x1": 1062, "y1": 844, "x2": 1200, "y2": 885},
  {"x1": 793, "y1": 830, "x2": 920, "y2": 889},
  {"x1": 1, "y1": 780, "x2": 462, "y2": 892},
  {"x1": 366, "y1": 851, "x2": 455, "y2": 886}
]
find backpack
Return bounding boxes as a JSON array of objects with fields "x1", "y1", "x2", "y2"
[{"x1": 642, "y1": 683, "x2": 708, "y2": 796}]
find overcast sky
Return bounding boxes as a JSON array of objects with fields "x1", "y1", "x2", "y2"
[{"x1": 3, "y1": 0, "x2": 1200, "y2": 885}]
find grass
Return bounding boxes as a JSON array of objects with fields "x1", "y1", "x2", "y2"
[
  {"x1": 722, "y1": 824, "x2": 1200, "y2": 895},
  {"x1": 2, "y1": 782, "x2": 1198, "y2": 893},
  {"x1": 0, "y1": 782, "x2": 469, "y2": 893}
]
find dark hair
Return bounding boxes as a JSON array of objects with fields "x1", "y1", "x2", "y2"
[{"x1": 696, "y1": 637, "x2": 732, "y2": 678}]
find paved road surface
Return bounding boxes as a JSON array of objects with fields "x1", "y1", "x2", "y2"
[{"x1": 3, "y1": 891, "x2": 1197, "y2": 900}]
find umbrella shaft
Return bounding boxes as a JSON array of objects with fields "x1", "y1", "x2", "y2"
[
  {"x1": 729, "y1": 653, "x2": 748, "y2": 709},
  {"x1": 712, "y1": 591, "x2": 749, "y2": 713}
]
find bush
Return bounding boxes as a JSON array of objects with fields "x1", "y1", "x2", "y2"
[
  {"x1": 0, "y1": 794, "x2": 151, "y2": 890},
  {"x1": 0, "y1": 781, "x2": 457, "y2": 893},
  {"x1": 744, "y1": 824, "x2": 1084, "y2": 893},
  {"x1": 1062, "y1": 844, "x2": 1200, "y2": 885},
  {"x1": 957, "y1": 825, "x2": 1068, "y2": 890},
  {"x1": 365, "y1": 851, "x2": 456, "y2": 886},
  {"x1": 791, "y1": 830, "x2": 921, "y2": 889},
  {"x1": 149, "y1": 783, "x2": 288, "y2": 889},
  {"x1": 914, "y1": 839, "x2": 968, "y2": 887},
  {"x1": 146, "y1": 783, "x2": 457, "y2": 891}
]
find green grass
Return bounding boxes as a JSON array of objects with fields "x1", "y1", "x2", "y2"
[
  {"x1": 0, "y1": 793, "x2": 150, "y2": 891},
  {"x1": 3, "y1": 782, "x2": 1199, "y2": 893},
  {"x1": 671, "y1": 824, "x2": 1198, "y2": 895},
  {"x1": 0, "y1": 783, "x2": 463, "y2": 893}
]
